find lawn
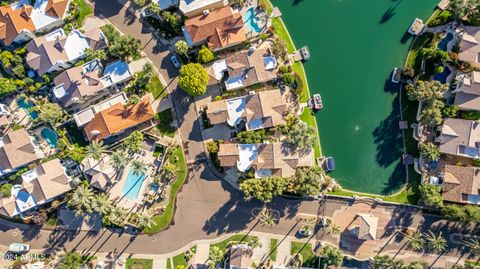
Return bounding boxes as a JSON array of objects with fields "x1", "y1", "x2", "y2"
[
  {"x1": 290, "y1": 242, "x2": 318, "y2": 268},
  {"x1": 173, "y1": 246, "x2": 196, "y2": 268},
  {"x1": 71, "y1": 0, "x2": 93, "y2": 27},
  {"x1": 406, "y1": 32, "x2": 433, "y2": 72},
  {"x1": 210, "y1": 234, "x2": 256, "y2": 253},
  {"x1": 125, "y1": 258, "x2": 153, "y2": 269},
  {"x1": 143, "y1": 146, "x2": 187, "y2": 234},
  {"x1": 155, "y1": 109, "x2": 176, "y2": 138},
  {"x1": 147, "y1": 76, "x2": 166, "y2": 100},
  {"x1": 269, "y1": 239, "x2": 278, "y2": 261}
]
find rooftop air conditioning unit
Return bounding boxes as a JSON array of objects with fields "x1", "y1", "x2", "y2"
[
  {"x1": 91, "y1": 130, "x2": 100, "y2": 136},
  {"x1": 203, "y1": 10, "x2": 209, "y2": 16},
  {"x1": 71, "y1": 97, "x2": 80, "y2": 103},
  {"x1": 248, "y1": 91, "x2": 255, "y2": 95}
]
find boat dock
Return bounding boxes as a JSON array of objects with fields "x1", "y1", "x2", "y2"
[{"x1": 291, "y1": 46, "x2": 310, "y2": 62}]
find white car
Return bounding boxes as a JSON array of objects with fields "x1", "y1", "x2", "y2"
[
  {"x1": 8, "y1": 243, "x2": 30, "y2": 253},
  {"x1": 95, "y1": 261, "x2": 105, "y2": 269},
  {"x1": 171, "y1": 55, "x2": 181, "y2": 69}
]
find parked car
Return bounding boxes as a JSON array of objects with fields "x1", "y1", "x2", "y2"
[
  {"x1": 297, "y1": 225, "x2": 313, "y2": 237},
  {"x1": 8, "y1": 243, "x2": 30, "y2": 253},
  {"x1": 171, "y1": 55, "x2": 181, "y2": 69}
]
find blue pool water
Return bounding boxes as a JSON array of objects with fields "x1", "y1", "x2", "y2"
[
  {"x1": 438, "y1": 33, "x2": 453, "y2": 51},
  {"x1": 433, "y1": 66, "x2": 451, "y2": 83},
  {"x1": 17, "y1": 98, "x2": 38, "y2": 120},
  {"x1": 243, "y1": 7, "x2": 262, "y2": 34},
  {"x1": 41, "y1": 128, "x2": 58, "y2": 147},
  {"x1": 122, "y1": 169, "x2": 146, "y2": 200}
]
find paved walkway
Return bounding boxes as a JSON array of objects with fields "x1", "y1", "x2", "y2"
[
  {"x1": 193, "y1": 243, "x2": 210, "y2": 265},
  {"x1": 275, "y1": 237, "x2": 291, "y2": 266}
]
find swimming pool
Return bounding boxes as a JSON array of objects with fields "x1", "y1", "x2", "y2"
[
  {"x1": 438, "y1": 33, "x2": 453, "y2": 51},
  {"x1": 40, "y1": 128, "x2": 58, "y2": 147},
  {"x1": 17, "y1": 98, "x2": 38, "y2": 120},
  {"x1": 243, "y1": 7, "x2": 263, "y2": 34},
  {"x1": 122, "y1": 169, "x2": 146, "y2": 200},
  {"x1": 433, "y1": 66, "x2": 451, "y2": 83}
]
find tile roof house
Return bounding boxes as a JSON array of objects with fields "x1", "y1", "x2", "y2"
[
  {"x1": 0, "y1": 0, "x2": 70, "y2": 46},
  {"x1": 217, "y1": 142, "x2": 315, "y2": 178},
  {"x1": 0, "y1": 158, "x2": 71, "y2": 217},
  {"x1": 52, "y1": 59, "x2": 132, "y2": 112},
  {"x1": 437, "y1": 118, "x2": 480, "y2": 159},
  {"x1": 354, "y1": 213, "x2": 378, "y2": 240},
  {"x1": 205, "y1": 48, "x2": 278, "y2": 90},
  {"x1": 0, "y1": 128, "x2": 44, "y2": 176},
  {"x1": 81, "y1": 155, "x2": 116, "y2": 190},
  {"x1": 182, "y1": 6, "x2": 246, "y2": 51},
  {"x1": 0, "y1": 104, "x2": 12, "y2": 134},
  {"x1": 74, "y1": 93, "x2": 155, "y2": 142},
  {"x1": 441, "y1": 165, "x2": 480, "y2": 204},
  {"x1": 179, "y1": 0, "x2": 228, "y2": 18},
  {"x1": 459, "y1": 26, "x2": 480, "y2": 68},
  {"x1": 228, "y1": 244, "x2": 252, "y2": 269},
  {"x1": 206, "y1": 89, "x2": 286, "y2": 131},
  {"x1": 26, "y1": 28, "x2": 107, "y2": 76},
  {"x1": 453, "y1": 71, "x2": 480, "y2": 111}
]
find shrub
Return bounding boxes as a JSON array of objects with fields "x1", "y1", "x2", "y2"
[
  {"x1": 277, "y1": 65, "x2": 290, "y2": 75},
  {"x1": 206, "y1": 141, "x2": 219, "y2": 154},
  {"x1": 197, "y1": 46, "x2": 215, "y2": 64},
  {"x1": 293, "y1": 72, "x2": 304, "y2": 96},
  {"x1": 435, "y1": 66, "x2": 444, "y2": 74},
  {"x1": 281, "y1": 73, "x2": 295, "y2": 85},
  {"x1": 178, "y1": 63, "x2": 209, "y2": 96},
  {"x1": 100, "y1": 24, "x2": 120, "y2": 43},
  {"x1": 0, "y1": 183, "x2": 12, "y2": 197},
  {"x1": 0, "y1": 78, "x2": 17, "y2": 97},
  {"x1": 460, "y1": 111, "x2": 480, "y2": 120},
  {"x1": 402, "y1": 65, "x2": 415, "y2": 78},
  {"x1": 237, "y1": 129, "x2": 269, "y2": 144},
  {"x1": 442, "y1": 105, "x2": 459, "y2": 118}
]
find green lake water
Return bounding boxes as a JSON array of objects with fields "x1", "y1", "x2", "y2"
[{"x1": 272, "y1": 0, "x2": 438, "y2": 194}]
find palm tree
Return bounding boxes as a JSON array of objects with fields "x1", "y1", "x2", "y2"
[
  {"x1": 425, "y1": 230, "x2": 447, "y2": 253},
  {"x1": 327, "y1": 223, "x2": 342, "y2": 237},
  {"x1": 91, "y1": 193, "x2": 112, "y2": 215},
  {"x1": 138, "y1": 212, "x2": 157, "y2": 229},
  {"x1": 208, "y1": 246, "x2": 224, "y2": 269},
  {"x1": 147, "y1": 1, "x2": 160, "y2": 15},
  {"x1": 110, "y1": 151, "x2": 127, "y2": 171},
  {"x1": 371, "y1": 255, "x2": 393, "y2": 269},
  {"x1": 68, "y1": 184, "x2": 94, "y2": 216},
  {"x1": 131, "y1": 160, "x2": 147, "y2": 175},
  {"x1": 406, "y1": 230, "x2": 425, "y2": 252},
  {"x1": 467, "y1": 238, "x2": 480, "y2": 257},
  {"x1": 258, "y1": 208, "x2": 276, "y2": 228},
  {"x1": 86, "y1": 140, "x2": 108, "y2": 160},
  {"x1": 108, "y1": 206, "x2": 128, "y2": 225}
]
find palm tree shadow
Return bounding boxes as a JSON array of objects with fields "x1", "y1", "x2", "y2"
[{"x1": 380, "y1": 0, "x2": 403, "y2": 24}]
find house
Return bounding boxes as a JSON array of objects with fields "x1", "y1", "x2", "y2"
[
  {"x1": 205, "y1": 48, "x2": 278, "y2": 90},
  {"x1": 73, "y1": 93, "x2": 155, "y2": 143},
  {"x1": 441, "y1": 165, "x2": 480, "y2": 204},
  {"x1": 0, "y1": 128, "x2": 44, "y2": 176},
  {"x1": 353, "y1": 213, "x2": 378, "y2": 240},
  {"x1": 206, "y1": 90, "x2": 286, "y2": 131},
  {"x1": 26, "y1": 28, "x2": 107, "y2": 76},
  {"x1": 453, "y1": 71, "x2": 480, "y2": 111},
  {"x1": 0, "y1": 104, "x2": 12, "y2": 134},
  {"x1": 0, "y1": 0, "x2": 70, "y2": 46},
  {"x1": 182, "y1": 6, "x2": 246, "y2": 51},
  {"x1": 179, "y1": 0, "x2": 228, "y2": 18},
  {"x1": 459, "y1": 26, "x2": 480, "y2": 68},
  {"x1": 81, "y1": 155, "x2": 116, "y2": 190},
  {"x1": 52, "y1": 59, "x2": 132, "y2": 112},
  {"x1": 0, "y1": 158, "x2": 71, "y2": 217},
  {"x1": 437, "y1": 118, "x2": 480, "y2": 159},
  {"x1": 217, "y1": 142, "x2": 314, "y2": 177},
  {"x1": 228, "y1": 244, "x2": 252, "y2": 269}
]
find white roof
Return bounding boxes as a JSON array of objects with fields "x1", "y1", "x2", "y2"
[
  {"x1": 44, "y1": 28, "x2": 65, "y2": 42},
  {"x1": 53, "y1": 84, "x2": 66, "y2": 98},
  {"x1": 73, "y1": 92, "x2": 128, "y2": 127},
  {"x1": 64, "y1": 30, "x2": 90, "y2": 61},
  {"x1": 14, "y1": 0, "x2": 66, "y2": 30},
  {"x1": 264, "y1": 56, "x2": 277, "y2": 71},
  {"x1": 225, "y1": 76, "x2": 245, "y2": 90},
  {"x1": 12, "y1": 185, "x2": 37, "y2": 215},
  {"x1": 102, "y1": 61, "x2": 132, "y2": 86},
  {"x1": 179, "y1": 0, "x2": 225, "y2": 14},
  {"x1": 212, "y1": 59, "x2": 227, "y2": 80},
  {"x1": 0, "y1": 104, "x2": 10, "y2": 115},
  {"x1": 225, "y1": 97, "x2": 245, "y2": 127},
  {"x1": 237, "y1": 144, "x2": 258, "y2": 172}
]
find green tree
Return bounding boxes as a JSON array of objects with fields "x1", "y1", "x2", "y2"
[
  {"x1": 0, "y1": 183, "x2": 12, "y2": 197},
  {"x1": 65, "y1": 144, "x2": 86, "y2": 163},
  {"x1": 406, "y1": 230, "x2": 425, "y2": 252},
  {"x1": 106, "y1": 206, "x2": 128, "y2": 226},
  {"x1": 258, "y1": 208, "x2": 276, "y2": 228},
  {"x1": 178, "y1": 63, "x2": 209, "y2": 96},
  {"x1": 326, "y1": 219, "x2": 341, "y2": 237},
  {"x1": 129, "y1": 63, "x2": 155, "y2": 95},
  {"x1": 108, "y1": 34, "x2": 141, "y2": 61},
  {"x1": 36, "y1": 102, "x2": 65, "y2": 125},
  {"x1": 420, "y1": 99, "x2": 445, "y2": 127},
  {"x1": 442, "y1": 105, "x2": 459, "y2": 118},
  {"x1": 68, "y1": 184, "x2": 94, "y2": 216},
  {"x1": 197, "y1": 46, "x2": 215, "y2": 63},
  {"x1": 163, "y1": 163, "x2": 177, "y2": 179},
  {"x1": 419, "y1": 142, "x2": 441, "y2": 161},
  {"x1": 175, "y1": 40, "x2": 189, "y2": 57},
  {"x1": 84, "y1": 48, "x2": 107, "y2": 61},
  {"x1": 405, "y1": 80, "x2": 448, "y2": 102},
  {"x1": 123, "y1": 131, "x2": 144, "y2": 154},
  {"x1": 448, "y1": 0, "x2": 479, "y2": 20},
  {"x1": 372, "y1": 255, "x2": 393, "y2": 269},
  {"x1": 206, "y1": 141, "x2": 219, "y2": 154},
  {"x1": 425, "y1": 230, "x2": 447, "y2": 253},
  {"x1": 110, "y1": 151, "x2": 127, "y2": 171},
  {"x1": 419, "y1": 184, "x2": 444, "y2": 208},
  {"x1": 91, "y1": 193, "x2": 112, "y2": 215},
  {"x1": 161, "y1": 10, "x2": 181, "y2": 31},
  {"x1": 100, "y1": 24, "x2": 120, "y2": 43},
  {"x1": 0, "y1": 78, "x2": 17, "y2": 97},
  {"x1": 58, "y1": 252, "x2": 84, "y2": 269},
  {"x1": 271, "y1": 37, "x2": 288, "y2": 60},
  {"x1": 239, "y1": 176, "x2": 288, "y2": 203},
  {"x1": 421, "y1": 47, "x2": 449, "y2": 63},
  {"x1": 467, "y1": 238, "x2": 480, "y2": 257},
  {"x1": 237, "y1": 129, "x2": 269, "y2": 144},
  {"x1": 290, "y1": 166, "x2": 324, "y2": 196},
  {"x1": 147, "y1": 1, "x2": 160, "y2": 15},
  {"x1": 286, "y1": 120, "x2": 315, "y2": 151},
  {"x1": 86, "y1": 140, "x2": 108, "y2": 161},
  {"x1": 317, "y1": 245, "x2": 343, "y2": 268},
  {"x1": 208, "y1": 246, "x2": 225, "y2": 269},
  {"x1": 131, "y1": 159, "x2": 147, "y2": 176},
  {"x1": 139, "y1": 212, "x2": 157, "y2": 229},
  {"x1": 281, "y1": 73, "x2": 296, "y2": 85}
]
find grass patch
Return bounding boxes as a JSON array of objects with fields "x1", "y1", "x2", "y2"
[
  {"x1": 299, "y1": 109, "x2": 321, "y2": 158},
  {"x1": 71, "y1": 0, "x2": 93, "y2": 27},
  {"x1": 290, "y1": 242, "x2": 318, "y2": 268},
  {"x1": 406, "y1": 33, "x2": 433, "y2": 72},
  {"x1": 173, "y1": 246, "x2": 196, "y2": 268},
  {"x1": 147, "y1": 76, "x2": 166, "y2": 100},
  {"x1": 125, "y1": 258, "x2": 153, "y2": 269},
  {"x1": 269, "y1": 239, "x2": 278, "y2": 261},
  {"x1": 143, "y1": 146, "x2": 187, "y2": 234},
  {"x1": 272, "y1": 18, "x2": 295, "y2": 53},
  {"x1": 210, "y1": 234, "x2": 256, "y2": 253},
  {"x1": 154, "y1": 109, "x2": 176, "y2": 138}
]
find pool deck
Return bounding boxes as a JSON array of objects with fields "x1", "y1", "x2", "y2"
[{"x1": 109, "y1": 151, "x2": 157, "y2": 210}]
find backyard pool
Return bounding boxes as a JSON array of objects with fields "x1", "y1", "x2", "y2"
[
  {"x1": 122, "y1": 169, "x2": 146, "y2": 200},
  {"x1": 243, "y1": 7, "x2": 263, "y2": 34},
  {"x1": 40, "y1": 128, "x2": 58, "y2": 147},
  {"x1": 17, "y1": 98, "x2": 38, "y2": 120},
  {"x1": 438, "y1": 32, "x2": 453, "y2": 51},
  {"x1": 433, "y1": 66, "x2": 451, "y2": 83}
]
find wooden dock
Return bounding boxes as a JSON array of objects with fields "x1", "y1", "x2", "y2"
[{"x1": 291, "y1": 46, "x2": 310, "y2": 62}]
